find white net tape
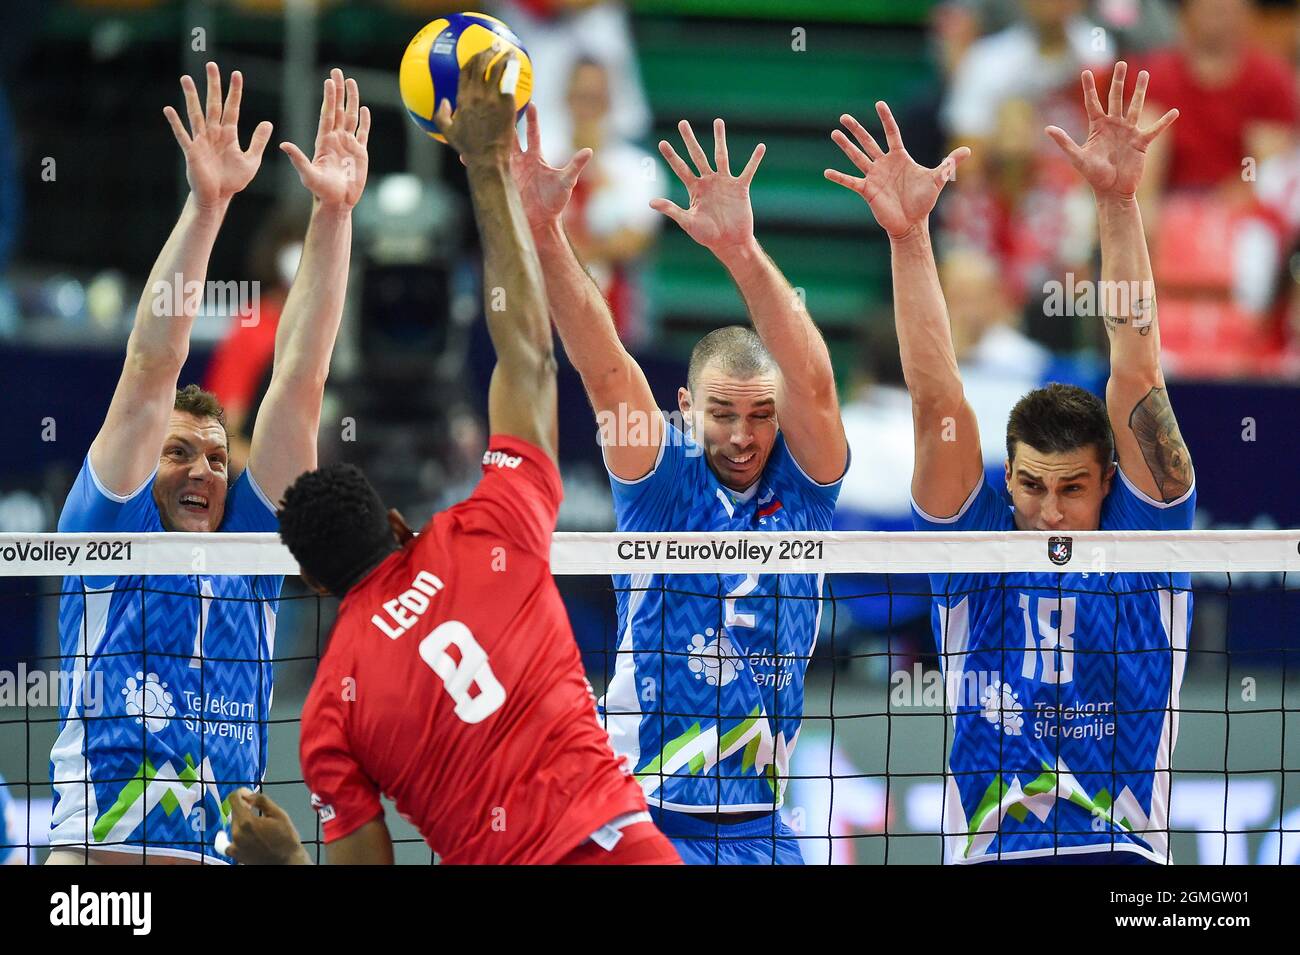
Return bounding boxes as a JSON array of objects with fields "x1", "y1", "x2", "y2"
[{"x1": 0, "y1": 530, "x2": 1296, "y2": 577}]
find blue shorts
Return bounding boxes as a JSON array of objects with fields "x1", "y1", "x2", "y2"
[{"x1": 648, "y1": 807, "x2": 804, "y2": 866}]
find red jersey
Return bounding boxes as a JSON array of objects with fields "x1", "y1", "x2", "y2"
[
  {"x1": 299, "y1": 435, "x2": 647, "y2": 864},
  {"x1": 1128, "y1": 49, "x2": 1298, "y2": 190}
]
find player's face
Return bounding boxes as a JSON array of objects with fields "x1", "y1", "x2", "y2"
[
  {"x1": 1003, "y1": 444, "x2": 1118, "y2": 535},
  {"x1": 153, "y1": 412, "x2": 230, "y2": 532},
  {"x1": 679, "y1": 367, "x2": 779, "y2": 491},
  {"x1": 1005, "y1": 442, "x2": 1114, "y2": 532}
]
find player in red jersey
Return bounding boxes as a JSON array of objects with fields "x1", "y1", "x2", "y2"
[{"x1": 224, "y1": 52, "x2": 679, "y2": 866}]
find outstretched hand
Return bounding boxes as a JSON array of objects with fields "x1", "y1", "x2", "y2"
[
  {"x1": 162, "y1": 62, "x2": 273, "y2": 210},
  {"x1": 825, "y1": 102, "x2": 969, "y2": 240},
  {"x1": 509, "y1": 104, "x2": 592, "y2": 228},
  {"x1": 280, "y1": 68, "x2": 371, "y2": 209},
  {"x1": 1045, "y1": 62, "x2": 1178, "y2": 201},
  {"x1": 434, "y1": 49, "x2": 520, "y2": 163},
  {"x1": 652, "y1": 118, "x2": 765, "y2": 255}
]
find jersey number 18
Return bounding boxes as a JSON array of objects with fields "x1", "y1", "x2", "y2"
[{"x1": 1019, "y1": 595, "x2": 1076, "y2": 685}]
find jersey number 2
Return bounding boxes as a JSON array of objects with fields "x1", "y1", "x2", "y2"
[{"x1": 418, "y1": 621, "x2": 507, "y2": 724}]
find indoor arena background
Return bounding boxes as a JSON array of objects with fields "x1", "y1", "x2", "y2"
[{"x1": 0, "y1": 0, "x2": 1298, "y2": 863}]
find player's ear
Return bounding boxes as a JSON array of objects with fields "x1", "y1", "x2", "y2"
[
  {"x1": 1102, "y1": 461, "x2": 1117, "y2": 493},
  {"x1": 388, "y1": 508, "x2": 415, "y2": 546},
  {"x1": 1003, "y1": 457, "x2": 1013, "y2": 492},
  {"x1": 677, "y1": 386, "x2": 692, "y2": 420}
]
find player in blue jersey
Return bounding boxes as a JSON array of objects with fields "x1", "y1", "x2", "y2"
[
  {"x1": 510, "y1": 108, "x2": 849, "y2": 863},
  {"x1": 828, "y1": 63, "x2": 1191, "y2": 863},
  {"x1": 47, "y1": 65, "x2": 369, "y2": 864}
]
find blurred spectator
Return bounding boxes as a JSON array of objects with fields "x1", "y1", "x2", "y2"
[
  {"x1": 837, "y1": 319, "x2": 915, "y2": 525},
  {"x1": 916, "y1": 1, "x2": 1170, "y2": 161},
  {"x1": 493, "y1": 0, "x2": 651, "y2": 161},
  {"x1": 560, "y1": 58, "x2": 662, "y2": 347},
  {"x1": 1128, "y1": 0, "x2": 1299, "y2": 377},
  {"x1": 939, "y1": 1, "x2": 1114, "y2": 339},
  {"x1": 1134, "y1": 0, "x2": 1295, "y2": 206},
  {"x1": 941, "y1": 1, "x2": 1175, "y2": 66},
  {"x1": 202, "y1": 204, "x2": 308, "y2": 471},
  {"x1": 833, "y1": 320, "x2": 930, "y2": 653},
  {"x1": 1091, "y1": 0, "x2": 1179, "y2": 52},
  {"x1": 943, "y1": 247, "x2": 1054, "y2": 472},
  {"x1": 1252, "y1": 143, "x2": 1300, "y2": 375},
  {"x1": 943, "y1": 0, "x2": 1116, "y2": 148}
]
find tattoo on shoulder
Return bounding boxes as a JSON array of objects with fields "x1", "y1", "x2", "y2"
[{"x1": 1128, "y1": 386, "x2": 1193, "y2": 502}]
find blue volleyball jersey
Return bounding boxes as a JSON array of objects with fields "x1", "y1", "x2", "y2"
[
  {"x1": 912, "y1": 469, "x2": 1195, "y2": 863},
  {"x1": 49, "y1": 455, "x2": 283, "y2": 863},
  {"x1": 599, "y1": 420, "x2": 844, "y2": 812}
]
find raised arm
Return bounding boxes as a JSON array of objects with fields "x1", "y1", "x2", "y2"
[
  {"x1": 509, "y1": 105, "x2": 662, "y2": 479},
  {"x1": 655, "y1": 120, "x2": 848, "y2": 484},
  {"x1": 91, "y1": 64, "x2": 271, "y2": 496},
  {"x1": 826, "y1": 103, "x2": 976, "y2": 516},
  {"x1": 1046, "y1": 64, "x2": 1191, "y2": 502},
  {"x1": 437, "y1": 54, "x2": 557, "y2": 461},
  {"x1": 247, "y1": 69, "x2": 369, "y2": 505}
]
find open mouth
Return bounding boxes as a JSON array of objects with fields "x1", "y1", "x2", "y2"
[
  {"x1": 179, "y1": 493, "x2": 209, "y2": 513},
  {"x1": 722, "y1": 451, "x2": 755, "y2": 469}
]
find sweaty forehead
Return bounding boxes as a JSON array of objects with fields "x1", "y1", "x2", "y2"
[
  {"x1": 696, "y1": 368, "x2": 778, "y2": 405},
  {"x1": 167, "y1": 412, "x2": 228, "y2": 450},
  {"x1": 1014, "y1": 446, "x2": 1100, "y2": 478}
]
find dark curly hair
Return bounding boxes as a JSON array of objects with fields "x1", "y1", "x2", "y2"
[
  {"x1": 1006, "y1": 382, "x2": 1114, "y2": 468},
  {"x1": 277, "y1": 463, "x2": 398, "y2": 596}
]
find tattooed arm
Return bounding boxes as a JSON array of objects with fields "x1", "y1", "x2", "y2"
[{"x1": 1048, "y1": 63, "x2": 1192, "y2": 502}]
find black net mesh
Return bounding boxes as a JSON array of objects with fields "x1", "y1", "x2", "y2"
[{"x1": 0, "y1": 539, "x2": 1296, "y2": 865}]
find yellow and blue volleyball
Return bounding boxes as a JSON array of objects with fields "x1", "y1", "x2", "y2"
[{"x1": 399, "y1": 12, "x2": 533, "y2": 144}]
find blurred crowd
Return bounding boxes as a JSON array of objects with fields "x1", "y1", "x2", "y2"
[
  {"x1": 931, "y1": 0, "x2": 1300, "y2": 382},
  {"x1": 839, "y1": 0, "x2": 1300, "y2": 516}
]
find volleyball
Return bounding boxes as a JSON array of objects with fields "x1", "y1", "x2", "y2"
[{"x1": 399, "y1": 12, "x2": 534, "y2": 144}]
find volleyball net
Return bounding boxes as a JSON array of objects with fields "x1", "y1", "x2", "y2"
[{"x1": 0, "y1": 529, "x2": 1296, "y2": 864}]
